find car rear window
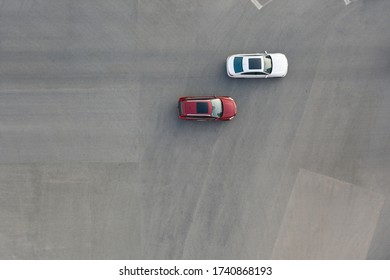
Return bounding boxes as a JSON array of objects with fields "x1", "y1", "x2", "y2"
[
  {"x1": 248, "y1": 58, "x2": 262, "y2": 70},
  {"x1": 178, "y1": 101, "x2": 182, "y2": 115},
  {"x1": 196, "y1": 102, "x2": 209, "y2": 114},
  {"x1": 234, "y1": 57, "x2": 243, "y2": 73}
]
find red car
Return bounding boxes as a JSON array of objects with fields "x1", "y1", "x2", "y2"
[{"x1": 178, "y1": 96, "x2": 237, "y2": 121}]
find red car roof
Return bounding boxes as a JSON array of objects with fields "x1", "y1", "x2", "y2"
[{"x1": 182, "y1": 100, "x2": 211, "y2": 116}]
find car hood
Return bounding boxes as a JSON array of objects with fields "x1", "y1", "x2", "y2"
[
  {"x1": 269, "y1": 53, "x2": 288, "y2": 77},
  {"x1": 221, "y1": 97, "x2": 237, "y2": 119}
]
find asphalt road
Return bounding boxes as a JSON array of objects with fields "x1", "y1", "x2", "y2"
[{"x1": 0, "y1": 0, "x2": 389, "y2": 259}]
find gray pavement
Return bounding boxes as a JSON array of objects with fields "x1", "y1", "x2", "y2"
[
  {"x1": 272, "y1": 169, "x2": 384, "y2": 259},
  {"x1": 0, "y1": 0, "x2": 390, "y2": 259}
]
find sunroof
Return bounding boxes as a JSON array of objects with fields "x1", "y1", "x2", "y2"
[
  {"x1": 248, "y1": 58, "x2": 262, "y2": 70},
  {"x1": 196, "y1": 102, "x2": 209, "y2": 114}
]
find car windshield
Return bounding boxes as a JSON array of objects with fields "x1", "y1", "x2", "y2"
[
  {"x1": 211, "y1": 99, "x2": 223, "y2": 118},
  {"x1": 264, "y1": 55, "x2": 272, "y2": 74}
]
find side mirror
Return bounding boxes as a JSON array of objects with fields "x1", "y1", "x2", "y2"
[{"x1": 265, "y1": 75, "x2": 269, "y2": 78}]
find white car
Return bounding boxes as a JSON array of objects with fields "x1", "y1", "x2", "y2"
[{"x1": 226, "y1": 52, "x2": 288, "y2": 78}]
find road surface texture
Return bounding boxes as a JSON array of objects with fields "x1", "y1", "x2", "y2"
[{"x1": 0, "y1": 0, "x2": 389, "y2": 259}]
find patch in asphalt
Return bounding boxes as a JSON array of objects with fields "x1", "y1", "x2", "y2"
[{"x1": 272, "y1": 169, "x2": 385, "y2": 259}]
